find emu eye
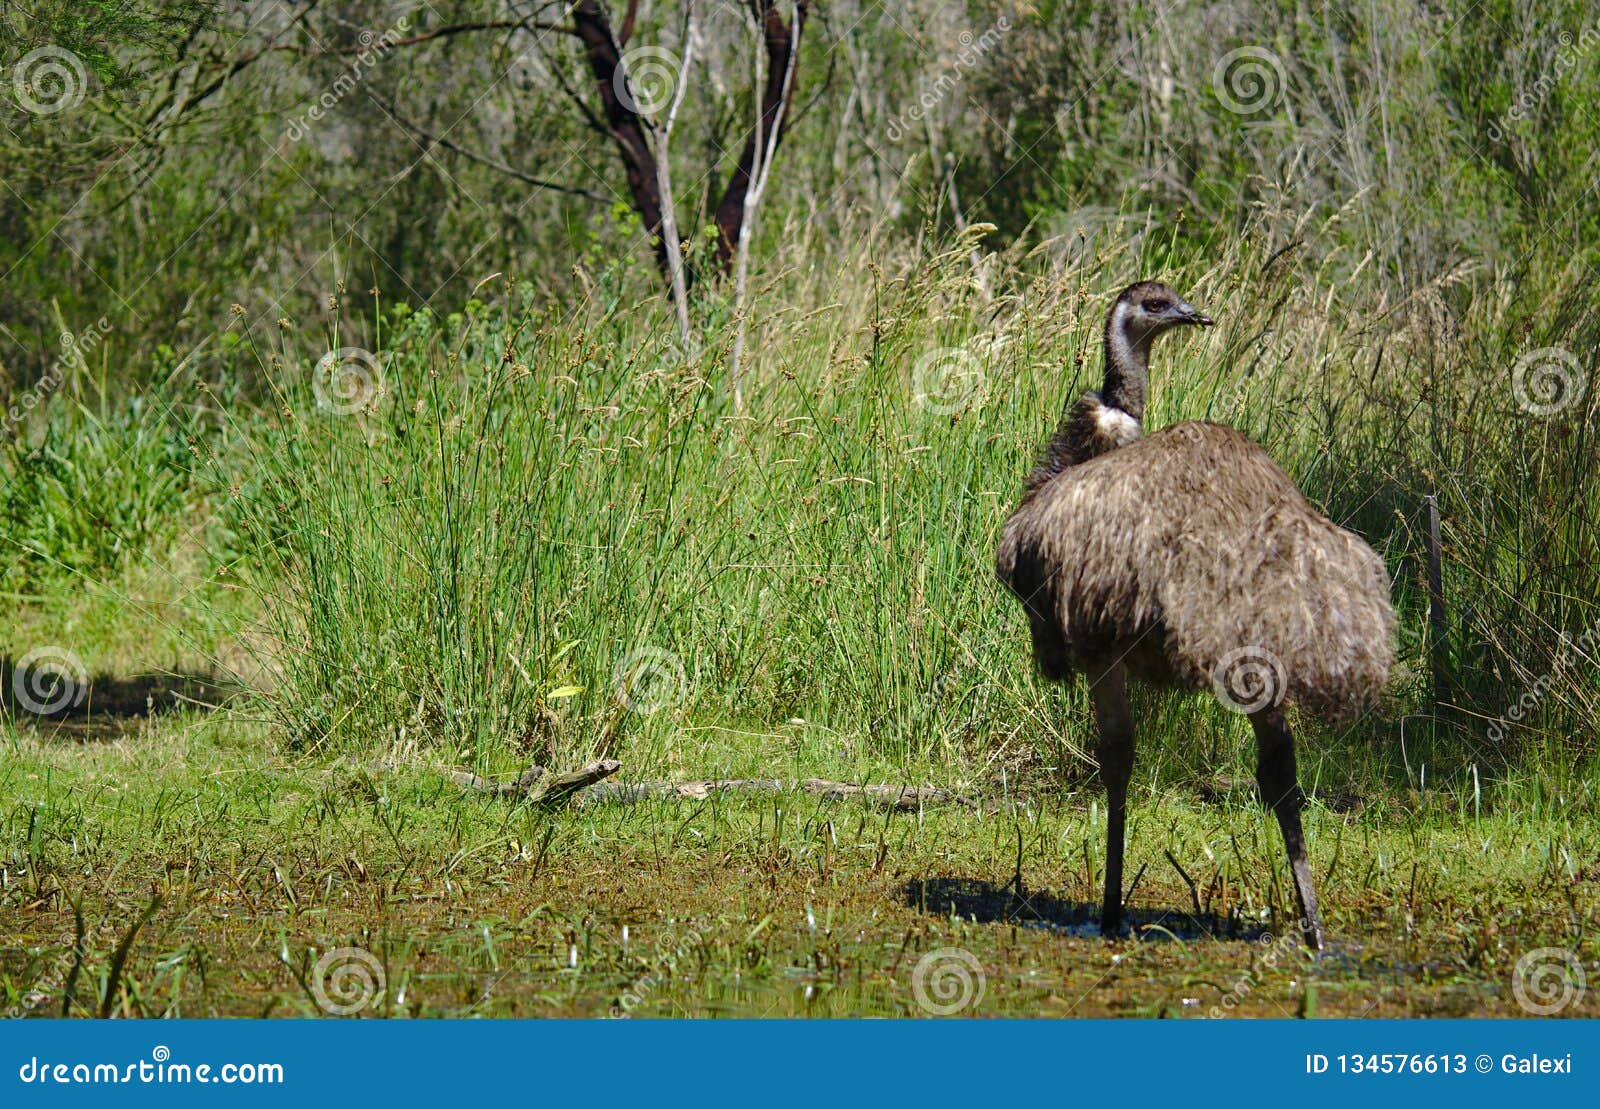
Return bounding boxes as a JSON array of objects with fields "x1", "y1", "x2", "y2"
[{"x1": 1142, "y1": 299, "x2": 1168, "y2": 314}]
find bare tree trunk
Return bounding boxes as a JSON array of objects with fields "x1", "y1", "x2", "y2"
[
  {"x1": 712, "y1": 0, "x2": 810, "y2": 272},
  {"x1": 564, "y1": 0, "x2": 808, "y2": 307},
  {"x1": 728, "y1": 2, "x2": 803, "y2": 402},
  {"x1": 564, "y1": 0, "x2": 807, "y2": 388},
  {"x1": 648, "y1": 3, "x2": 698, "y2": 353},
  {"x1": 569, "y1": 0, "x2": 699, "y2": 349},
  {"x1": 569, "y1": 1, "x2": 667, "y2": 273}
]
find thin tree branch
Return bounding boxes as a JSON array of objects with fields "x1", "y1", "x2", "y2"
[
  {"x1": 617, "y1": 0, "x2": 641, "y2": 46},
  {"x1": 653, "y1": 0, "x2": 699, "y2": 350},
  {"x1": 263, "y1": 20, "x2": 575, "y2": 56},
  {"x1": 712, "y1": 0, "x2": 809, "y2": 269},
  {"x1": 728, "y1": 1, "x2": 803, "y2": 392},
  {"x1": 374, "y1": 96, "x2": 611, "y2": 202},
  {"x1": 541, "y1": 32, "x2": 614, "y2": 140},
  {"x1": 144, "y1": 0, "x2": 322, "y2": 130}
]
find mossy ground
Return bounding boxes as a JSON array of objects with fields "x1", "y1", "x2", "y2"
[{"x1": 3, "y1": 708, "x2": 1594, "y2": 1019}]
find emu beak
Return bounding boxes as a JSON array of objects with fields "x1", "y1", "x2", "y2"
[{"x1": 1177, "y1": 300, "x2": 1214, "y2": 327}]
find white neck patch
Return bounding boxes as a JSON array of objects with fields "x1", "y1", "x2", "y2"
[{"x1": 1091, "y1": 398, "x2": 1142, "y2": 447}]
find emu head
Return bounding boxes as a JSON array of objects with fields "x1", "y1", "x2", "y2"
[
  {"x1": 1100, "y1": 281, "x2": 1214, "y2": 420},
  {"x1": 1110, "y1": 281, "x2": 1214, "y2": 346}
]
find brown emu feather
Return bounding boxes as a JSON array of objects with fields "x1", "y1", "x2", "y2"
[
  {"x1": 996, "y1": 420, "x2": 1394, "y2": 722},
  {"x1": 994, "y1": 281, "x2": 1395, "y2": 949}
]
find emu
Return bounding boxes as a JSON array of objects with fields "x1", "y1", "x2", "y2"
[{"x1": 995, "y1": 281, "x2": 1393, "y2": 949}]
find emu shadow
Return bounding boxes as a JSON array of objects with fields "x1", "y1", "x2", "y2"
[
  {"x1": 0, "y1": 655, "x2": 239, "y2": 741},
  {"x1": 903, "y1": 877, "x2": 1269, "y2": 942}
]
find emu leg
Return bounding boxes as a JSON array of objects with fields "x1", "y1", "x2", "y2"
[
  {"x1": 1251, "y1": 707, "x2": 1326, "y2": 951},
  {"x1": 1088, "y1": 663, "x2": 1134, "y2": 938}
]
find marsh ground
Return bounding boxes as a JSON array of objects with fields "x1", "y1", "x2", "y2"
[
  {"x1": 6, "y1": 0, "x2": 1600, "y2": 1028},
  {"x1": 4, "y1": 703, "x2": 1596, "y2": 1019}
]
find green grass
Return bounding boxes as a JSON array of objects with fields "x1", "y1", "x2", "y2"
[
  {"x1": 1, "y1": 230, "x2": 1597, "y2": 1018},
  {"x1": 1, "y1": 713, "x2": 1596, "y2": 1018}
]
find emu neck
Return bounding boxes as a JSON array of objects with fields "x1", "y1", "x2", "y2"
[
  {"x1": 1102, "y1": 317, "x2": 1151, "y2": 424},
  {"x1": 1018, "y1": 303, "x2": 1158, "y2": 500}
]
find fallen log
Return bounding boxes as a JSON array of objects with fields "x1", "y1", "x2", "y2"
[
  {"x1": 452, "y1": 763, "x2": 970, "y2": 812},
  {"x1": 798, "y1": 779, "x2": 966, "y2": 811},
  {"x1": 578, "y1": 776, "x2": 966, "y2": 810},
  {"x1": 577, "y1": 778, "x2": 785, "y2": 804},
  {"x1": 452, "y1": 758, "x2": 622, "y2": 807}
]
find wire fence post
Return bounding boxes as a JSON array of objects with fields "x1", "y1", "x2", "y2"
[{"x1": 1424, "y1": 493, "x2": 1448, "y2": 711}]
